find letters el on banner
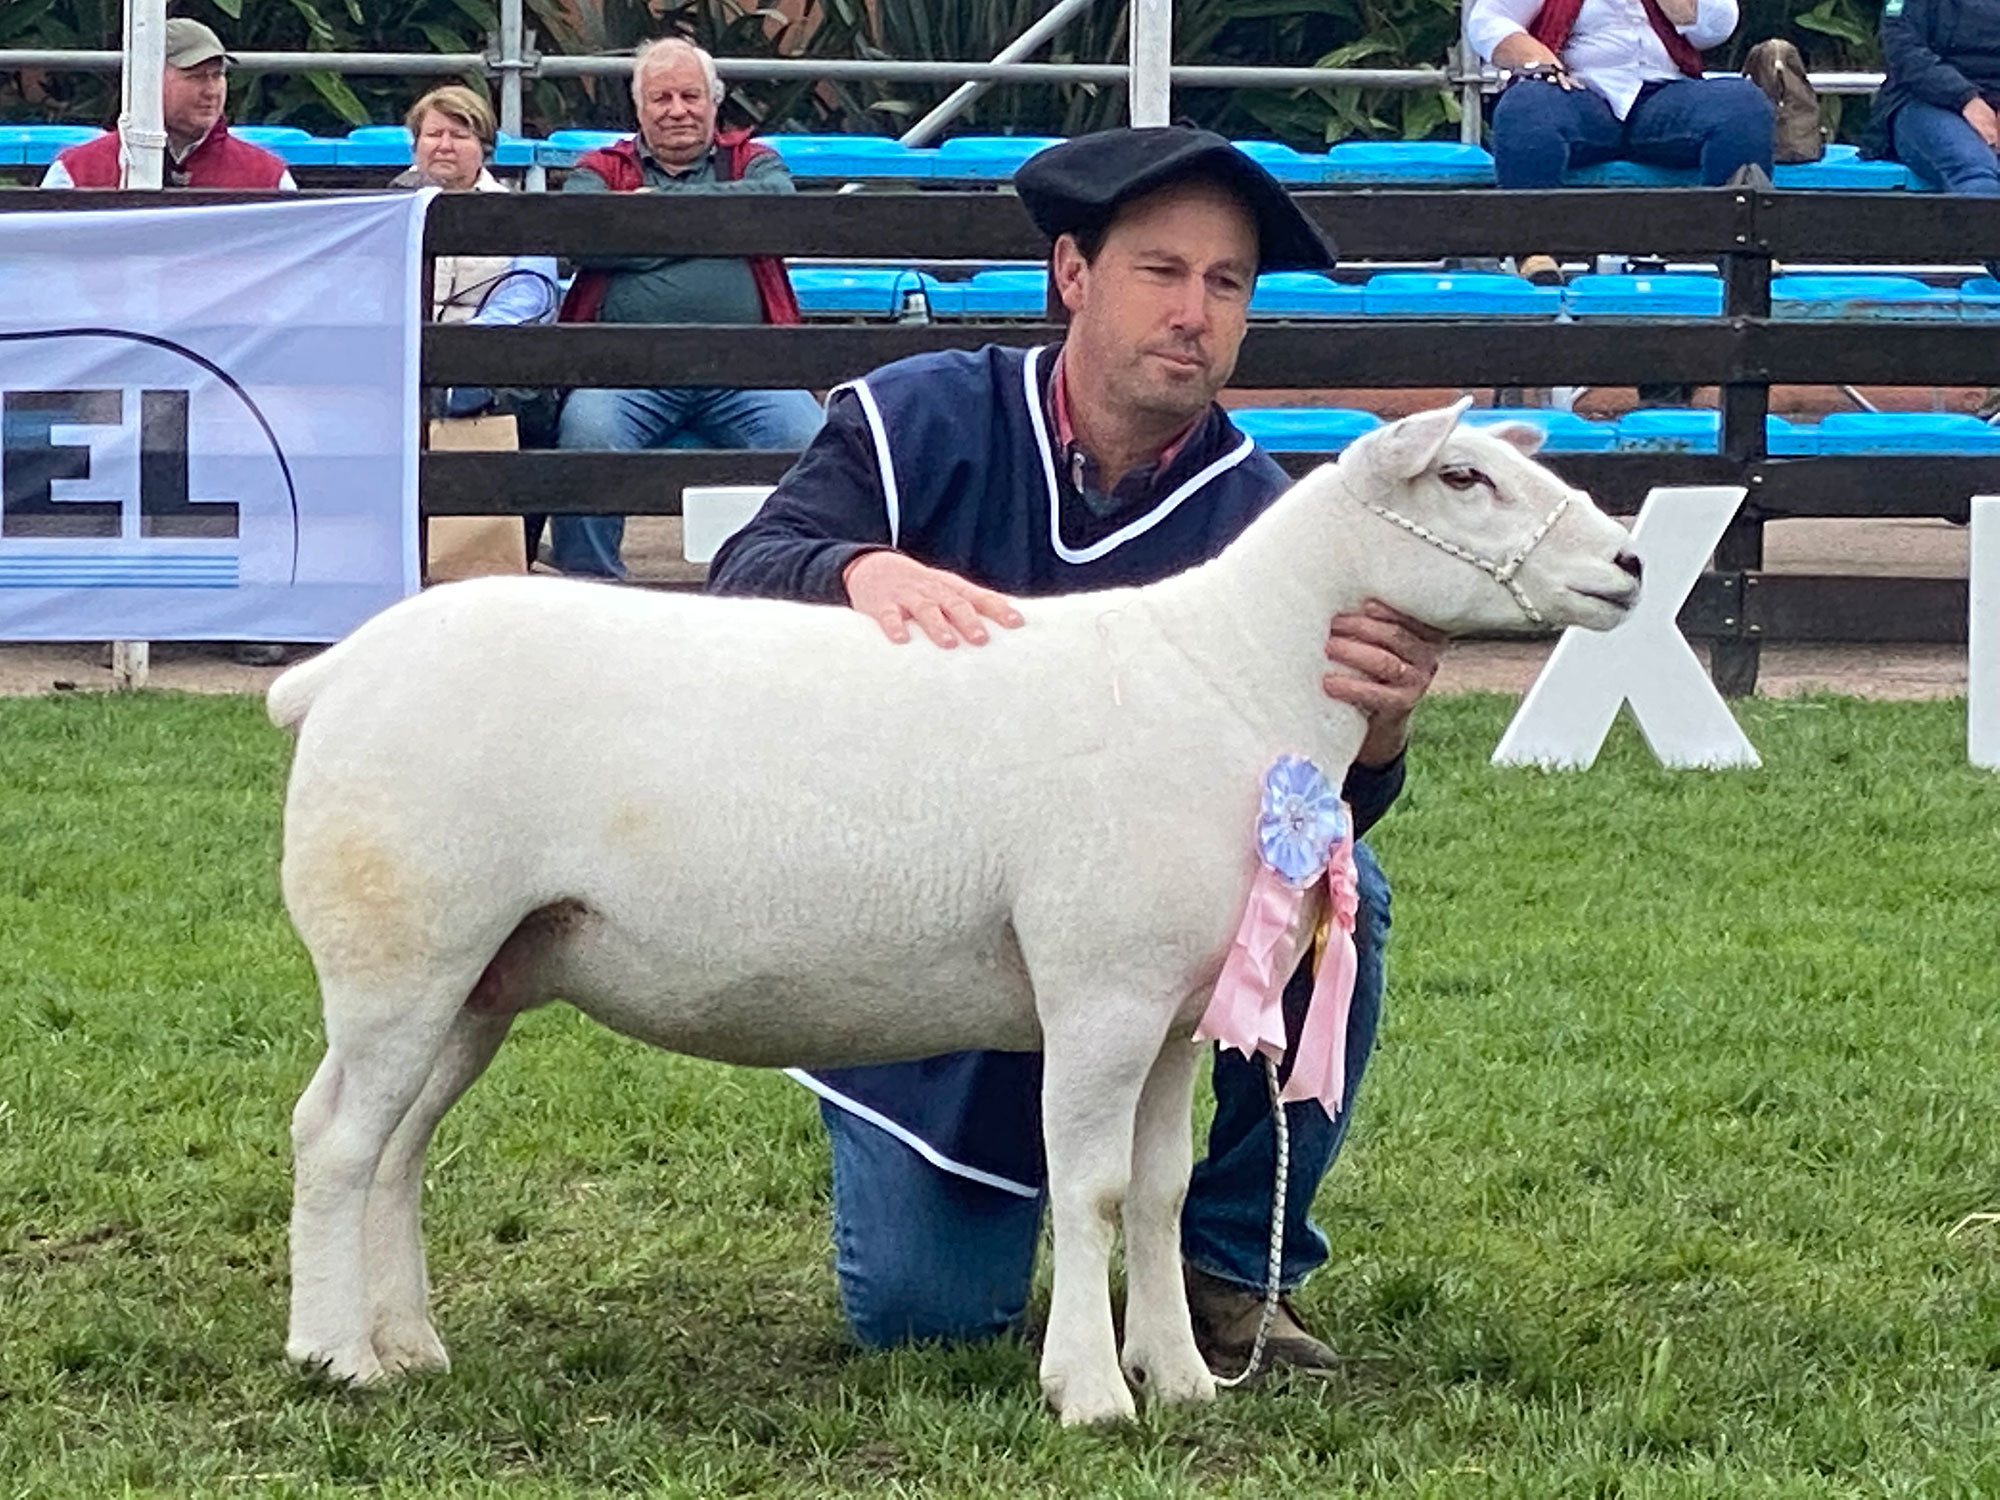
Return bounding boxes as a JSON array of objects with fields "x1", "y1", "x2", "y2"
[{"x1": 0, "y1": 193, "x2": 429, "y2": 642}]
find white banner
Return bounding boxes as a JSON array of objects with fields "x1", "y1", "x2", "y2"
[{"x1": 0, "y1": 193, "x2": 429, "y2": 642}]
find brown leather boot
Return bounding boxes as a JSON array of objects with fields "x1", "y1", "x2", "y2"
[{"x1": 1184, "y1": 1265, "x2": 1338, "y2": 1377}]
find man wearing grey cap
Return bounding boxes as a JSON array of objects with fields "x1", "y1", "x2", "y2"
[
  {"x1": 711, "y1": 127, "x2": 1444, "y2": 1376},
  {"x1": 43, "y1": 17, "x2": 294, "y2": 190}
]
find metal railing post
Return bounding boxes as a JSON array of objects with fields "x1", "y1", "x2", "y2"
[
  {"x1": 1129, "y1": 0, "x2": 1171, "y2": 126},
  {"x1": 900, "y1": 0, "x2": 1099, "y2": 148},
  {"x1": 497, "y1": 0, "x2": 524, "y2": 138}
]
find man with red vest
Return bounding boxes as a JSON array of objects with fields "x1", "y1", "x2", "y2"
[
  {"x1": 1467, "y1": 0, "x2": 1771, "y2": 213},
  {"x1": 549, "y1": 37, "x2": 821, "y2": 579},
  {"x1": 41, "y1": 18, "x2": 294, "y2": 191}
]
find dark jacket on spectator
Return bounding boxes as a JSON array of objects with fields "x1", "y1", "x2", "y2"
[{"x1": 1872, "y1": 0, "x2": 2000, "y2": 148}]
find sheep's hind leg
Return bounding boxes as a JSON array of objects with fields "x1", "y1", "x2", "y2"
[
  {"x1": 287, "y1": 977, "x2": 467, "y2": 1385},
  {"x1": 364, "y1": 1006, "x2": 516, "y2": 1376},
  {"x1": 1037, "y1": 998, "x2": 1171, "y2": 1426},
  {"x1": 1119, "y1": 1034, "x2": 1214, "y2": 1408}
]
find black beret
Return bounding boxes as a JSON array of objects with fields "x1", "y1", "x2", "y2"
[{"x1": 1014, "y1": 126, "x2": 1336, "y2": 271}]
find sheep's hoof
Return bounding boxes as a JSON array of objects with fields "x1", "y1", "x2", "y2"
[
  {"x1": 373, "y1": 1319, "x2": 451, "y2": 1376},
  {"x1": 1122, "y1": 1343, "x2": 1216, "y2": 1408},
  {"x1": 1042, "y1": 1366, "x2": 1138, "y2": 1426},
  {"x1": 287, "y1": 1338, "x2": 387, "y2": 1386}
]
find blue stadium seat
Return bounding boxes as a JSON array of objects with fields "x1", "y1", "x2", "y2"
[
  {"x1": 1813, "y1": 412, "x2": 2000, "y2": 453},
  {"x1": 790, "y1": 266, "x2": 927, "y2": 317},
  {"x1": 1231, "y1": 408, "x2": 1382, "y2": 451},
  {"x1": 227, "y1": 125, "x2": 339, "y2": 166},
  {"x1": 766, "y1": 134, "x2": 931, "y2": 179},
  {"x1": 1462, "y1": 408, "x2": 1618, "y2": 451},
  {"x1": 336, "y1": 124, "x2": 414, "y2": 166},
  {"x1": 1363, "y1": 272, "x2": 1562, "y2": 317},
  {"x1": 931, "y1": 266, "x2": 1049, "y2": 318},
  {"x1": 1564, "y1": 159, "x2": 1696, "y2": 187},
  {"x1": 1615, "y1": 410, "x2": 1816, "y2": 453},
  {"x1": 1771, "y1": 143, "x2": 1910, "y2": 191},
  {"x1": 1958, "y1": 277, "x2": 2000, "y2": 320},
  {"x1": 1323, "y1": 142, "x2": 1495, "y2": 186},
  {"x1": 1249, "y1": 272, "x2": 1366, "y2": 318},
  {"x1": 1771, "y1": 275, "x2": 1959, "y2": 319},
  {"x1": 0, "y1": 127, "x2": 28, "y2": 166},
  {"x1": 537, "y1": 129, "x2": 628, "y2": 169},
  {"x1": 5, "y1": 124, "x2": 104, "y2": 165},
  {"x1": 1231, "y1": 140, "x2": 1324, "y2": 185},
  {"x1": 492, "y1": 131, "x2": 536, "y2": 168},
  {"x1": 1564, "y1": 273, "x2": 1724, "y2": 318},
  {"x1": 932, "y1": 136, "x2": 1064, "y2": 180}
]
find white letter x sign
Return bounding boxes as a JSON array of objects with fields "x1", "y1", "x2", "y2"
[{"x1": 1492, "y1": 485, "x2": 1761, "y2": 770}]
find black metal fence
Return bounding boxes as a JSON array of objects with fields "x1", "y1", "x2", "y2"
[{"x1": 11, "y1": 185, "x2": 2000, "y2": 692}]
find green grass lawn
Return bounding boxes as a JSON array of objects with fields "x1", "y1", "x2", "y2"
[{"x1": 6, "y1": 690, "x2": 2000, "y2": 1498}]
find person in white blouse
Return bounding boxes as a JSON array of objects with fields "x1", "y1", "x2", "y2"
[{"x1": 1467, "y1": 0, "x2": 1772, "y2": 206}]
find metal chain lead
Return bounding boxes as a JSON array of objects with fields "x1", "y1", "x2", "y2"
[{"x1": 1213, "y1": 1053, "x2": 1289, "y2": 1389}]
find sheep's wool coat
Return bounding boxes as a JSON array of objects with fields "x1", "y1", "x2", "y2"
[{"x1": 735, "y1": 344, "x2": 1316, "y2": 1192}]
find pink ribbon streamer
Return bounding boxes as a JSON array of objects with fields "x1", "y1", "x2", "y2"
[{"x1": 1193, "y1": 829, "x2": 1359, "y2": 1119}]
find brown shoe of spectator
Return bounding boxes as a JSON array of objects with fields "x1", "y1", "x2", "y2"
[
  {"x1": 1517, "y1": 254, "x2": 1565, "y2": 287},
  {"x1": 1184, "y1": 1265, "x2": 1338, "y2": 1378}
]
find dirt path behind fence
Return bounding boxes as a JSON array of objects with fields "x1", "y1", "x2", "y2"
[{"x1": 0, "y1": 515, "x2": 1971, "y2": 702}]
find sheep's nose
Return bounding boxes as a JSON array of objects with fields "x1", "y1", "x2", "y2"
[{"x1": 1614, "y1": 549, "x2": 1643, "y2": 580}]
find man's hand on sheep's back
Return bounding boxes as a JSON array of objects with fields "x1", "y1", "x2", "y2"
[
  {"x1": 1320, "y1": 599, "x2": 1449, "y2": 766},
  {"x1": 842, "y1": 549, "x2": 1027, "y2": 649}
]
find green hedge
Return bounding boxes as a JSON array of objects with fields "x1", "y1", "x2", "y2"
[{"x1": 0, "y1": 0, "x2": 1887, "y2": 146}]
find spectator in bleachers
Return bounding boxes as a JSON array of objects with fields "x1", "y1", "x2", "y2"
[
  {"x1": 392, "y1": 86, "x2": 561, "y2": 447},
  {"x1": 42, "y1": 14, "x2": 294, "y2": 667},
  {"x1": 41, "y1": 18, "x2": 294, "y2": 190},
  {"x1": 548, "y1": 37, "x2": 822, "y2": 580},
  {"x1": 1469, "y1": 0, "x2": 1771, "y2": 280},
  {"x1": 1873, "y1": 0, "x2": 2000, "y2": 202}
]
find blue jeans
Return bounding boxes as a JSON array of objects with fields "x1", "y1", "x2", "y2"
[
  {"x1": 549, "y1": 384, "x2": 824, "y2": 578},
  {"x1": 1890, "y1": 100, "x2": 2000, "y2": 195},
  {"x1": 1490, "y1": 75, "x2": 1774, "y2": 189},
  {"x1": 824, "y1": 843, "x2": 1392, "y2": 1348}
]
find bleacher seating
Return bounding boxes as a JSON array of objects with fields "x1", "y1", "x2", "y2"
[
  {"x1": 1565, "y1": 273, "x2": 1724, "y2": 318},
  {"x1": 1, "y1": 123, "x2": 103, "y2": 165},
  {"x1": 0, "y1": 126, "x2": 1964, "y2": 197},
  {"x1": 1229, "y1": 408, "x2": 1381, "y2": 451},
  {"x1": 1323, "y1": 141, "x2": 1495, "y2": 186},
  {"x1": 1461, "y1": 408, "x2": 1618, "y2": 450},
  {"x1": 1362, "y1": 271, "x2": 1563, "y2": 317},
  {"x1": 1771, "y1": 274, "x2": 1960, "y2": 320}
]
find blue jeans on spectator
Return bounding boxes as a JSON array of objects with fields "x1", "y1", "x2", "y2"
[
  {"x1": 550, "y1": 385, "x2": 824, "y2": 578},
  {"x1": 1889, "y1": 101, "x2": 2000, "y2": 196},
  {"x1": 1490, "y1": 75, "x2": 1774, "y2": 189},
  {"x1": 823, "y1": 842, "x2": 1391, "y2": 1348}
]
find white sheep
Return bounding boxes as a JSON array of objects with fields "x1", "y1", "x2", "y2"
[{"x1": 271, "y1": 400, "x2": 1640, "y2": 1425}]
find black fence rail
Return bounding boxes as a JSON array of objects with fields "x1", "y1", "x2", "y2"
[{"x1": 12, "y1": 185, "x2": 2000, "y2": 692}]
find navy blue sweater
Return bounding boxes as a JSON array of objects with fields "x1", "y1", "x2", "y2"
[
  {"x1": 1874, "y1": 0, "x2": 2000, "y2": 144},
  {"x1": 707, "y1": 344, "x2": 1403, "y2": 1190}
]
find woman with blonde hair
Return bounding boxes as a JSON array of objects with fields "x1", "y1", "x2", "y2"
[{"x1": 392, "y1": 85, "x2": 560, "y2": 441}]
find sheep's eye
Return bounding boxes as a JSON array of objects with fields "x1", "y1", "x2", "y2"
[{"x1": 1437, "y1": 465, "x2": 1487, "y2": 490}]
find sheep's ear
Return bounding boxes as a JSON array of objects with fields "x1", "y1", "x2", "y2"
[
  {"x1": 1372, "y1": 397, "x2": 1474, "y2": 480},
  {"x1": 1486, "y1": 420, "x2": 1546, "y2": 456}
]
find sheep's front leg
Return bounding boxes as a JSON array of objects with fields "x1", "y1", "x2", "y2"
[
  {"x1": 1038, "y1": 999, "x2": 1169, "y2": 1426},
  {"x1": 1120, "y1": 1035, "x2": 1214, "y2": 1408}
]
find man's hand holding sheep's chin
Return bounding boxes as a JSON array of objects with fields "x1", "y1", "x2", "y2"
[
  {"x1": 1320, "y1": 599, "x2": 1448, "y2": 767},
  {"x1": 842, "y1": 548, "x2": 1026, "y2": 649}
]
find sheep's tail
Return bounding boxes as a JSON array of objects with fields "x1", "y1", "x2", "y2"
[{"x1": 266, "y1": 636, "x2": 360, "y2": 733}]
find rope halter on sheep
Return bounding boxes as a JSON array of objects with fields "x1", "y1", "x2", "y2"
[{"x1": 1364, "y1": 490, "x2": 1573, "y2": 628}]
